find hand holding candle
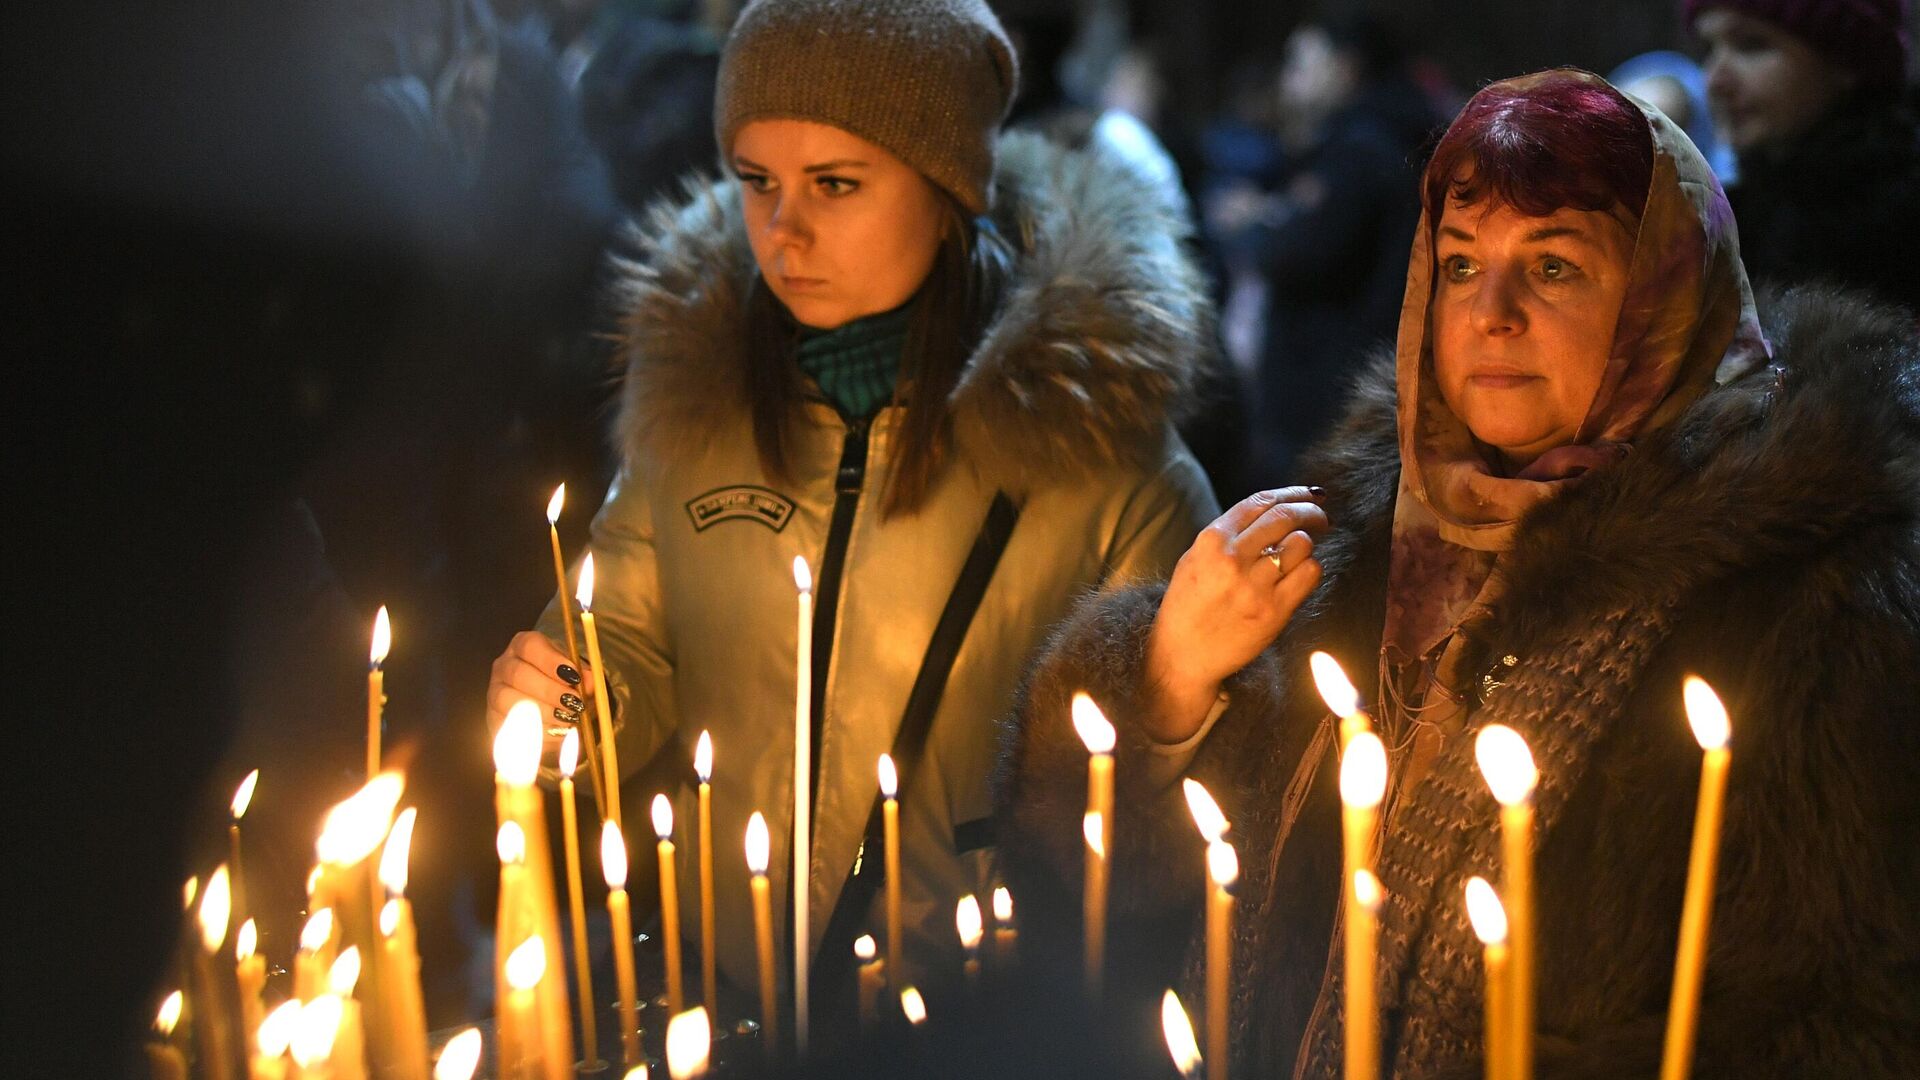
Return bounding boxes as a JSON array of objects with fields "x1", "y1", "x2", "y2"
[
  {"x1": 654, "y1": 793, "x2": 686, "y2": 1015},
  {"x1": 603, "y1": 820, "x2": 643, "y2": 1068},
  {"x1": 1476, "y1": 725, "x2": 1538, "y2": 1080},
  {"x1": 1658, "y1": 678, "x2": 1733, "y2": 1080},
  {"x1": 695, "y1": 731, "x2": 717, "y2": 1023},
  {"x1": 745, "y1": 812, "x2": 778, "y2": 1060},
  {"x1": 1340, "y1": 732, "x2": 1388, "y2": 1080},
  {"x1": 1072, "y1": 693, "x2": 1115, "y2": 998}
]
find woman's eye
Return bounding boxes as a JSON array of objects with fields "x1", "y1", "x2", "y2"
[
  {"x1": 1442, "y1": 255, "x2": 1475, "y2": 282},
  {"x1": 738, "y1": 172, "x2": 773, "y2": 193},
  {"x1": 1539, "y1": 257, "x2": 1575, "y2": 281},
  {"x1": 817, "y1": 176, "x2": 859, "y2": 196}
]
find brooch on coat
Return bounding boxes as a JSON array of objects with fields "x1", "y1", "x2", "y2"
[{"x1": 1475, "y1": 653, "x2": 1520, "y2": 706}]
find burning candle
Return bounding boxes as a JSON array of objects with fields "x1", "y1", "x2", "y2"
[
  {"x1": 148, "y1": 992, "x2": 186, "y2": 1080},
  {"x1": 878, "y1": 753, "x2": 902, "y2": 979},
  {"x1": 1309, "y1": 651, "x2": 1371, "y2": 746},
  {"x1": 314, "y1": 772, "x2": 405, "y2": 971},
  {"x1": 493, "y1": 704, "x2": 575, "y2": 1077},
  {"x1": 745, "y1": 812, "x2": 778, "y2": 1060},
  {"x1": 898, "y1": 987, "x2": 927, "y2": 1027},
  {"x1": 854, "y1": 935, "x2": 883, "y2": 1029},
  {"x1": 377, "y1": 808, "x2": 429, "y2": 1080},
  {"x1": 1340, "y1": 732, "x2": 1388, "y2": 1080},
  {"x1": 1658, "y1": 678, "x2": 1733, "y2": 1080},
  {"x1": 235, "y1": 919, "x2": 266, "y2": 1049},
  {"x1": 196, "y1": 864, "x2": 238, "y2": 1080},
  {"x1": 230, "y1": 770, "x2": 258, "y2": 939},
  {"x1": 792, "y1": 556, "x2": 814, "y2": 1054},
  {"x1": 1206, "y1": 842, "x2": 1238, "y2": 1080},
  {"x1": 255, "y1": 998, "x2": 299, "y2": 1080},
  {"x1": 1072, "y1": 693, "x2": 1115, "y2": 997},
  {"x1": 295, "y1": 909, "x2": 336, "y2": 1002},
  {"x1": 1476, "y1": 725, "x2": 1538, "y2": 1080},
  {"x1": 552, "y1": 730, "x2": 601, "y2": 1069},
  {"x1": 502, "y1": 936, "x2": 551, "y2": 1080},
  {"x1": 654, "y1": 793, "x2": 686, "y2": 1014},
  {"x1": 577, "y1": 553, "x2": 624, "y2": 831},
  {"x1": 695, "y1": 731, "x2": 717, "y2": 1023},
  {"x1": 1465, "y1": 876, "x2": 1511, "y2": 1080},
  {"x1": 547, "y1": 485, "x2": 605, "y2": 808},
  {"x1": 290, "y1": 994, "x2": 342, "y2": 1080},
  {"x1": 327, "y1": 949, "x2": 369, "y2": 1080},
  {"x1": 665, "y1": 1007, "x2": 711, "y2": 1080},
  {"x1": 433, "y1": 1028, "x2": 482, "y2": 1080},
  {"x1": 1161, "y1": 989, "x2": 1202, "y2": 1079},
  {"x1": 368, "y1": 607, "x2": 390, "y2": 778},
  {"x1": 601, "y1": 820, "x2": 642, "y2": 1068},
  {"x1": 956, "y1": 894, "x2": 983, "y2": 985},
  {"x1": 991, "y1": 887, "x2": 1016, "y2": 966}
]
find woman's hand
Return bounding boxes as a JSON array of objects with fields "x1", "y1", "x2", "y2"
[
  {"x1": 488, "y1": 631, "x2": 594, "y2": 760},
  {"x1": 1144, "y1": 487, "x2": 1328, "y2": 743}
]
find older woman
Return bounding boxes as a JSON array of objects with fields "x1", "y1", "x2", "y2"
[{"x1": 1000, "y1": 69, "x2": 1920, "y2": 1076}]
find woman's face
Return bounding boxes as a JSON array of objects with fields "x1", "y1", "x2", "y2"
[
  {"x1": 1695, "y1": 8, "x2": 1856, "y2": 153},
  {"x1": 1430, "y1": 194, "x2": 1637, "y2": 469},
  {"x1": 732, "y1": 119, "x2": 948, "y2": 330}
]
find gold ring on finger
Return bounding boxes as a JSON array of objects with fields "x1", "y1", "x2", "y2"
[{"x1": 1262, "y1": 542, "x2": 1284, "y2": 571}]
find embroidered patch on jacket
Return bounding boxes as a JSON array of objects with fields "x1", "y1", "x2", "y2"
[{"x1": 686, "y1": 486, "x2": 795, "y2": 533}]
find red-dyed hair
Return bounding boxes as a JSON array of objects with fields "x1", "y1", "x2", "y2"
[{"x1": 1424, "y1": 71, "x2": 1655, "y2": 221}]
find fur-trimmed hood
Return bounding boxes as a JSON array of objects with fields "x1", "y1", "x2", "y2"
[{"x1": 603, "y1": 130, "x2": 1216, "y2": 490}]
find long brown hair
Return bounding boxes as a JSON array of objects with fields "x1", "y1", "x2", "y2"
[{"x1": 744, "y1": 192, "x2": 1013, "y2": 518}]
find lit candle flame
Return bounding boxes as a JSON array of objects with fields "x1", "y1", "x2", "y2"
[
  {"x1": 493, "y1": 702, "x2": 544, "y2": 786},
  {"x1": 380, "y1": 806, "x2": 417, "y2": 896},
  {"x1": 1309, "y1": 650, "x2": 1360, "y2": 719},
  {"x1": 558, "y1": 727, "x2": 580, "y2": 779},
  {"x1": 1161, "y1": 988, "x2": 1203, "y2": 1077},
  {"x1": 329, "y1": 946, "x2": 362, "y2": 996},
  {"x1": 745, "y1": 812, "x2": 769, "y2": 875},
  {"x1": 290, "y1": 994, "x2": 342, "y2": 1067},
  {"x1": 956, "y1": 894, "x2": 983, "y2": 950},
  {"x1": 624, "y1": 1068, "x2": 649, "y2": 1080},
  {"x1": 793, "y1": 556, "x2": 812, "y2": 594},
  {"x1": 259, "y1": 999, "x2": 301, "y2": 1057},
  {"x1": 899, "y1": 986, "x2": 927, "y2": 1025},
  {"x1": 665, "y1": 1006, "x2": 711, "y2": 1080},
  {"x1": 306, "y1": 865, "x2": 322, "y2": 899},
  {"x1": 199, "y1": 864, "x2": 232, "y2": 953},
  {"x1": 183, "y1": 876, "x2": 198, "y2": 911},
  {"x1": 434, "y1": 1027, "x2": 483, "y2": 1080},
  {"x1": 371, "y1": 605, "x2": 391, "y2": 666},
  {"x1": 1683, "y1": 676, "x2": 1731, "y2": 751},
  {"x1": 1353, "y1": 869, "x2": 1383, "y2": 912},
  {"x1": 1208, "y1": 840, "x2": 1239, "y2": 889},
  {"x1": 498, "y1": 822, "x2": 526, "y2": 866},
  {"x1": 231, "y1": 769, "x2": 260, "y2": 821},
  {"x1": 652, "y1": 793, "x2": 674, "y2": 840},
  {"x1": 1071, "y1": 692, "x2": 1116, "y2": 754},
  {"x1": 1339, "y1": 731, "x2": 1388, "y2": 808},
  {"x1": 155, "y1": 990, "x2": 184, "y2": 1037},
  {"x1": 300, "y1": 908, "x2": 335, "y2": 953},
  {"x1": 877, "y1": 753, "x2": 897, "y2": 799},
  {"x1": 854, "y1": 934, "x2": 876, "y2": 961},
  {"x1": 1083, "y1": 811, "x2": 1105, "y2": 858},
  {"x1": 1475, "y1": 725, "x2": 1539, "y2": 806},
  {"x1": 506, "y1": 936, "x2": 547, "y2": 991},
  {"x1": 236, "y1": 918, "x2": 258, "y2": 963},
  {"x1": 380, "y1": 899, "x2": 400, "y2": 938},
  {"x1": 1182, "y1": 777, "x2": 1228, "y2": 843},
  {"x1": 1464, "y1": 876, "x2": 1508, "y2": 945},
  {"x1": 316, "y1": 772, "x2": 406, "y2": 866},
  {"x1": 695, "y1": 730, "x2": 713, "y2": 783},
  {"x1": 547, "y1": 484, "x2": 566, "y2": 526},
  {"x1": 577, "y1": 551, "x2": 597, "y2": 611},
  {"x1": 601, "y1": 820, "x2": 628, "y2": 888}
]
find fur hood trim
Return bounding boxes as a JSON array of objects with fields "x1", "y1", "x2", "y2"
[{"x1": 603, "y1": 130, "x2": 1216, "y2": 488}]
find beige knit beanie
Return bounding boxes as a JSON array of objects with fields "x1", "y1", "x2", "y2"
[{"x1": 714, "y1": 0, "x2": 1019, "y2": 215}]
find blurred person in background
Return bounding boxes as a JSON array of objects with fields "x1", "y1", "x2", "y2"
[
  {"x1": 1689, "y1": 0, "x2": 1920, "y2": 312},
  {"x1": 1608, "y1": 49, "x2": 1735, "y2": 180}
]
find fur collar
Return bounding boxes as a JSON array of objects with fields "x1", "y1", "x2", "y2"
[{"x1": 603, "y1": 130, "x2": 1216, "y2": 490}]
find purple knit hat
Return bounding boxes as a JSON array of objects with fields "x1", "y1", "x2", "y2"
[{"x1": 1685, "y1": 0, "x2": 1911, "y2": 94}]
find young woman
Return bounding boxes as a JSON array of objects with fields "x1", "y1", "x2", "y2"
[
  {"x1": 1001, "y1": 69, "x2": 1920, "y2": 1076},
  {"x1": 485, "y1": 0, "x2": 1219, "y2": 1034}
]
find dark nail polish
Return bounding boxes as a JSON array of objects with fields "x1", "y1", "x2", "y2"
[
  {"x1": 554, "y1": 706, "x2": 582, "y2": 726},
  {"x1": 560, "y1": 693, "x2": 584, "y2": 713},
  {"x1": 1307, "y1": 486, "x2": 1328, "y2": 499},
  {"x1": 557, "y1": 663, "x2": 582, "y2": 687}
]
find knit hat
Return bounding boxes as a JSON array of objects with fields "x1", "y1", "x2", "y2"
[
  {"x1": 1685, "y1": 0, "x2": 1910, "y2": 95},
  {"x1": 714, "y1": 0, "x2": 1019, "y2": 215}
]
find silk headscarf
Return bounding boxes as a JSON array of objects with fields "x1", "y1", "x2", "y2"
[{"x1": 1380, "y1": 69, "x2": 1771, "y2": 696}]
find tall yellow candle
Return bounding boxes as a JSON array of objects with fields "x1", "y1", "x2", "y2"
[
  {"x1": 327, "y1": 950, "x2": 369, "y2": 1080},
  {"x1": 1309, "y1": 651, "x2": 1372, "y2": 747},
  {"x1": 254, "y1": 998, "x2": 300, "y2": 1080},
  {"x1": 956, "y1": 894, "x2": 983, "y2": 986},
  {"x1": 294, "y1": 909, "x2": 336, "y2": 1003},
  {"x1": 1658, "y1": 678, "x2": 1733, "y2": 1080},
  {"x1": 229, "y1": 770, "x2": 258, "y2": 940},
  {"x1": 695, "y1": 731, "x2": 717, "y2": 1023},
  {"x1": 878, "y1": 754, "x2": 902, "y2": 979},
  {"x1": 493, "y1": 704, "x2": 575, "y2": 1078},
  {"x1": 547, "y1": 485, "x2": 607, "y2": 808},
  {"x1": 148, "y1": 992, "x2": 187, "y2": 1080},
  {"x1": 195, "y1": 864, "x2": 238, "y2": 1080},
  {"x1": 1207, "y1": 842, "x2": 1238, "y2": 1080},
  {"x1": 290, "y1": 993, "x2": 343, "y2": 1080},
  {"x1": 1476, "y1": 725, "x2": 1538, "y2": 1080},
  {"x1": 1160, "y1": 988, "x2": 1202, "y2": 1079},
  {"x1": 854, "y1": 934, "x2": 883, "y2": 1029},
  {"x1": 577, "y1": 554, "x2": 624, "y2": 831},
  {"x1": 378, "y1": 808, "x2": 430, "y2": 1080},
  {"x1": 791, "y1": 557, "x2": 814, "y2": 1053},
  {"x1": 368, "y1": 606, "x2": 390, "y2": 779},
  {"x1": 235, "y1": 919, "x2": 267, "y2": 1048},
  {"x1": 314, "y1": 772, "x2": 405, "y2": 970},
  {"x1": 653, "y1": 794, "x2": 686, "y2": 1015},
  {"x1": 502, "y1": 937, "x2": 551, "y2": 1080},
  {"x1": 603, "y1": 821, "x2": 644, "y2": 1069},
  {"x1": 745, "y1": 813, "x2": 778, "y2": 1061},
  {"x1": 1340, "y1": 732, "x2": 1388, "y2": 1080},
  {"x1": 991, "y1": 887, "x2": 1017, "y2": 967},
  {"x1": 1071, "y1": 693, "x2": 1115, "y2": 998},
  {"x1": 1465, "y1": 877, "x2": 1511, "y2": 1080},
  {"x1": 554, "y1": 731, "x2": 602, "y2": 1069}
]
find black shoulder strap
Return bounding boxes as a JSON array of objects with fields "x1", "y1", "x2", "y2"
[{"x1": 814, "y1": 490, "x2": 1020, "y2": 987}]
